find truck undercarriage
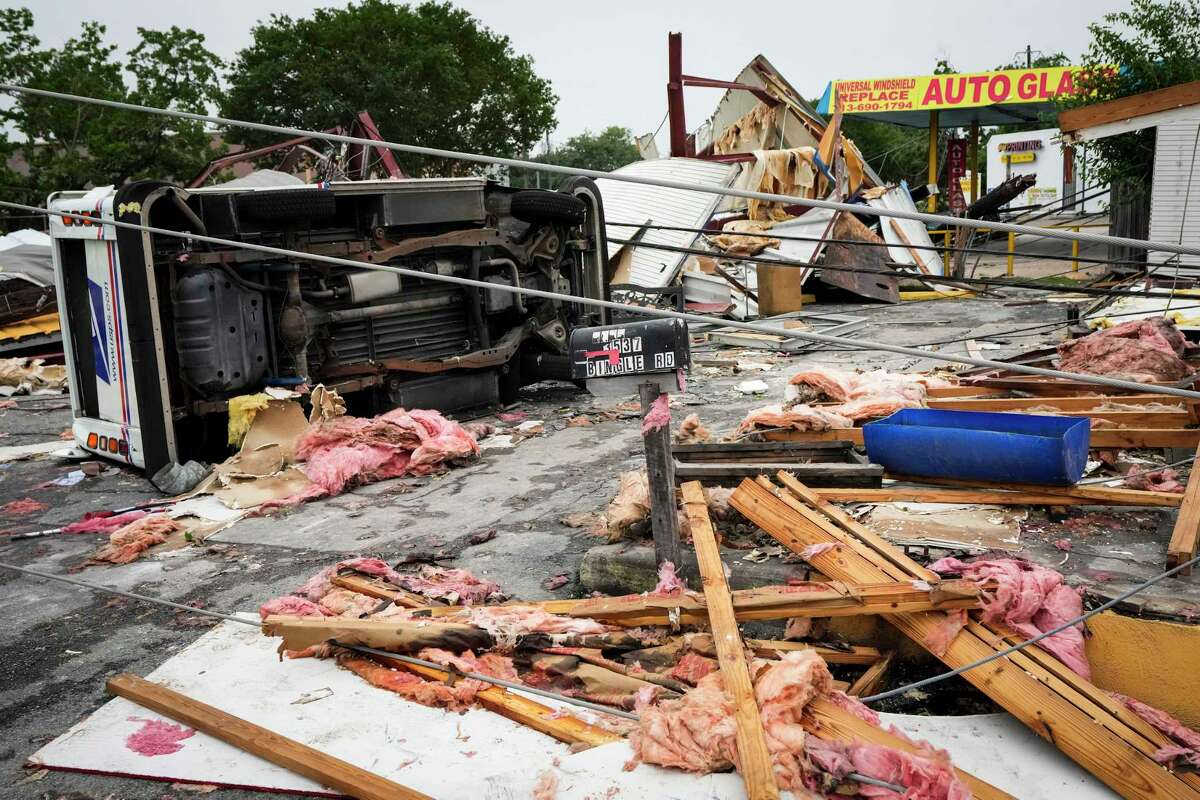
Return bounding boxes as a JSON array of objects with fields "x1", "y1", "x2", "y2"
[{"x1": 48, "y1": 178, "x2": 609, "y2": 474}]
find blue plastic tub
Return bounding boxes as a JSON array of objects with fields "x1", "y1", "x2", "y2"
[{"x1": 862, "y1": 408, "x2": 1090, "y2": 486}]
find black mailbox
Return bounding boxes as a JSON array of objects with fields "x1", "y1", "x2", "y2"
[{"x1": 569, "y1": 318, "x2": 690, "y2": 381}]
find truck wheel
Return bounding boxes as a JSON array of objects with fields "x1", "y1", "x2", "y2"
[
  {"x1": 236, "y1": 189, "x2": 336, "y2": 225},
  {"x1": 510, "y1": 190, "x2": 586, "y2": 226}
]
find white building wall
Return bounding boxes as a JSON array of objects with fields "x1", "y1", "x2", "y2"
[{"x1": 1147, "y1": 112, "x2": 1200, "y2": 266}]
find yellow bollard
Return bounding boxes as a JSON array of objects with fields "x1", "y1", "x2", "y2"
[
  {"x1": 1072, "y1": 226, "x2": 1080, "y2": 272},
  {"x1": 1007, "y1": 232, "x2": 1015, "y2": 276}
]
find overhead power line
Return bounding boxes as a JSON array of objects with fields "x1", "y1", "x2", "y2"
[{"x1": 4, "y1": 82, "x2": 1200, "y2": 259}]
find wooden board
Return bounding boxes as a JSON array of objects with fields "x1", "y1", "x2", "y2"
[
  {"x1": 682, "y1": 480, "x2": 779, "y2": 800},
  {"x1": 729, "y1": 476, "x2": 1200, "y2": 800},
  {"x1": 882, "y1": 474, "x2": 1184, "y2": 508},
  {"x1": 673, "y1": 460, "x2": 882, "y2": 487},
  {"x1": 329, "y1": 574, "x2": 438, "y2": 608},
  {"x1": 811, "y1": 487, "x2": 1132, "y2": 506},
  {"x1": 108, "y1": 673, "x2": 432, "y2": 800},
  {"x1": 565, "y1": 580, "x2": 983, "y2": 626},
  {"x1": 846, "y1": 651, "x2": 893, "y2": 698},
  {"x1": 362, "y1": 652, "x2": 620, "y2": 748},
  {"x1": 1059, "y1": 80, "x2": 1200, "y2": 135},
  {"x1": 927, "y1": 393, "x2": 1193, "y2": 412},
  {"x1": 261, "y1": 616, "x2": 492, "y2": 654},
  {"x1": 641, "y1": 383, "x2": 683, "y2": 569},
  {"x1": 1167, "y1": 442, "x2": 1200, "y2": 574}
]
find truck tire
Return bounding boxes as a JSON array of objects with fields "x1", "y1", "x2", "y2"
[
  {"x1": 236, "y1": 189, "x2": 337, "y2": 225},
  {"x1": 510, "y1": 190, "x2": 586, "y2": 226}
]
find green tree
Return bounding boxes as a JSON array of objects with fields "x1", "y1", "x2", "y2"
[
  {"x1": 222, "y1": 0, "x2": 557, "y2": 177},
  {"x1": 520, "y1": 126, "x2": 640, "y2": 188},
  {"x1": 0, "y1": 7, "x2": 223, "y2": 223},
  {"x1": 1062, "y1": 0, "x2": 1200, "y2": 186}
]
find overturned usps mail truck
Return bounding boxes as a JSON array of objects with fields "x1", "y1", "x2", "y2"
[{"x1": 47, "y1": 178, "x2": 609, "y2": 476}]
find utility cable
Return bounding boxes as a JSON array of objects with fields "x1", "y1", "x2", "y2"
[
  {"x1": 606, "y1": 219, "x2": 1174, "y2": 272},
  {"x1": 4, "y1": 83, "x2": 1200, "y2": 260},
  {"x1": 8, "y1": 200, "x2": 1200, "y2": 400},
  {"x1": 861, "y1": 551, "x2": 1200, "y2": 703},
  {"x1": 606, "y1": 236, "x2": 1195, "y2": 301}
]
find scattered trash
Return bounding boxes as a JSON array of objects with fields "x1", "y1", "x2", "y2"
[{"x1": 734, "y1": 379, "x2": 769, "y2": 395}]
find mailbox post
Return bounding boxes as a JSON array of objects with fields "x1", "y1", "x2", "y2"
[{"x1": 571, "y1": 319, "x2": 691, "y2": 571}]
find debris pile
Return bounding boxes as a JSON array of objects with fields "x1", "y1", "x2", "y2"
[{"x1": 1058, "y1": 317, "x2": 1195, "y2": 382}]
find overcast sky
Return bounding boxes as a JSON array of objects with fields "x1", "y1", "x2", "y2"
[{"x1": 9, "y1": 0, "x2": 1133, "y2": 149}]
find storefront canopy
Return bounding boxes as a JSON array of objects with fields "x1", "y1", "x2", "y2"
[{"x1": 817, "y1": 66, "x2": 1087, "y2": 127}]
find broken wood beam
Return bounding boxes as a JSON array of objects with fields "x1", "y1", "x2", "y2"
[
  {"x1": 330, "y1": 574, "x2": 440, "y2": 608},
  {"x1": 729, "y1": 476, "x2": 1200, "y2": 800},
  {"x1": 846, "y1": 651, "x2": 894, "y2": 698},
  {"x1": 565, "y1": 580, "x2": 983, "y2": 626},
  {"x1": 743, "y1": 640, "x2": 882, "y2": 666},
  {"x1": 809, "y1": 486, "x2": 1145, "y2": 506},
  {"x1": 928, "y1": 393, "x2": 1192, "y2": 412},
  {"x1": 262, "y1": 615, "x2": 493, "y2": 654},
  {"x1": 108, "y1": 673, "x2": 432, "y2": 800},
  {"x1": 682, "y1": 480, "x2": 779, "y2": 799},
  {"x1": 362, "y1": 651, "x2": 622, "y2": 748},
  {"x1": 803, "y1": 697, "x2": 1013, "y2": 800},
  {"x1": 1167, "y1": 442, "x2": 1200, "y2": 574},
  {"x1": 883, "y1": 473, "x2": 1184, "y2": 508}
]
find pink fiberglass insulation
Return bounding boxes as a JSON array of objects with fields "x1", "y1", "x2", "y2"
[
  {"x1": 62, "y1": 509, "x2": 148, "y2": 534},
  {"x1": 531, "y1": 770, "x2": 559, "y2": 800},
  {"x1": 736, "y1": 403, "x2": 853, "y2": 434},
  {"x1": 399, "y1": 565, "x2": 503, "y2": 605},
  {"x1": 1124, "y1": 466, "x2": 1187, "y2": 494},
  {"x1": 1113, "y1": 693, "x2": 1200, "y2": 769},
  {"x1": 628, "y1": 650, "x2": 970, "y2": 797},
  {"x1": 929, "y1": 557, "x2": 1090, "y2": 679},
  {"x1": 641, "y1": 393, "x2": 671, "y2": 435},
  {"x1": 1057, "y1": 318, "x2": 1192, "y2": 383},
  {"x1": 296, "y1": 407, "x2": 478, "y2": 495},
  {"x1": 295, "y1": 557, "x2": 405, "y2": 602},
  {"x1": 416, "y1": 647, "x2": 520, "y2": 681},
  {"x1": 650, "y1": 560, "x2": 686, "y2": 597},
  {"x1": 258, "y1": 595, "x2": 331, "y2": 619},
  {"x1": 788, "y1": 367, "x2": 935, "y2": 405},
  {"x1": 89, "y1": 514, "x2": 183, "y2": 565},
  {"x1": 464, "y1": 605, "x2": 611, "y2": 645},
  {"x1": 806, "y1": 738, "x2": 971, "y2": 800},
  {"x1": 2, "y1": 497, "x2": 47, "y2": 516}
]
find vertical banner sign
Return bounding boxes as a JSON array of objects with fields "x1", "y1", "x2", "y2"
[{"x1": 946, "y1": 137, "x2": 968, "y2": 215}]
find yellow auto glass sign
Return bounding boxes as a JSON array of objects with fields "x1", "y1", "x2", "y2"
[{"x1": 826, "y1": 67, "x2": 1087, "y2": 114}]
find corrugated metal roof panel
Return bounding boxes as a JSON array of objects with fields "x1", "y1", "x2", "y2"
[
  {"x1": 597, "y1": 158, "x2": 739, "y2": 288},
  {"x1": 866, "y1": 183, "x2": 945, "y2": 276}
]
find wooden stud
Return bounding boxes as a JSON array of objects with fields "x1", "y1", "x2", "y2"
[
  {"x1": 564, "y1": 580, "x2": 982, "y2": 626},
  {"x1": 846, "y1": 651, "x2": 894, "y2": 698},
  {"x1": 362, "y1": 652, "x2": 621, "y2": 748},
  {"x1": 882, "y1": 473, "x2": 1184, "y2": 508},
  {"x1": 261, "y1": 616, "x2": 493, "y2": 654},
  {"x1": 812, "y1": 487, "x2": 1121, "y2": 505},
  {"x1": 888, "y1": 219, "x2": 933, "y2": 274},
  {"x1": 108, "y1": 673, "x2": 432, "y2": 800},
  {"x1": 927, "y1": 394, "x2": 1191, "y2": 412},
  {"x1": 729, "y1": 477, "x2": 1200, "y2": 800},
  {"x1": 330, "y1": 574, "x2": 438, "y2": 608},
  {"x1": 681, "y1": 480, "x2": 779, "y2": 800},
  {"x1": 1167, "y1": 442, "x2": 1200, "y2": 574}
]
